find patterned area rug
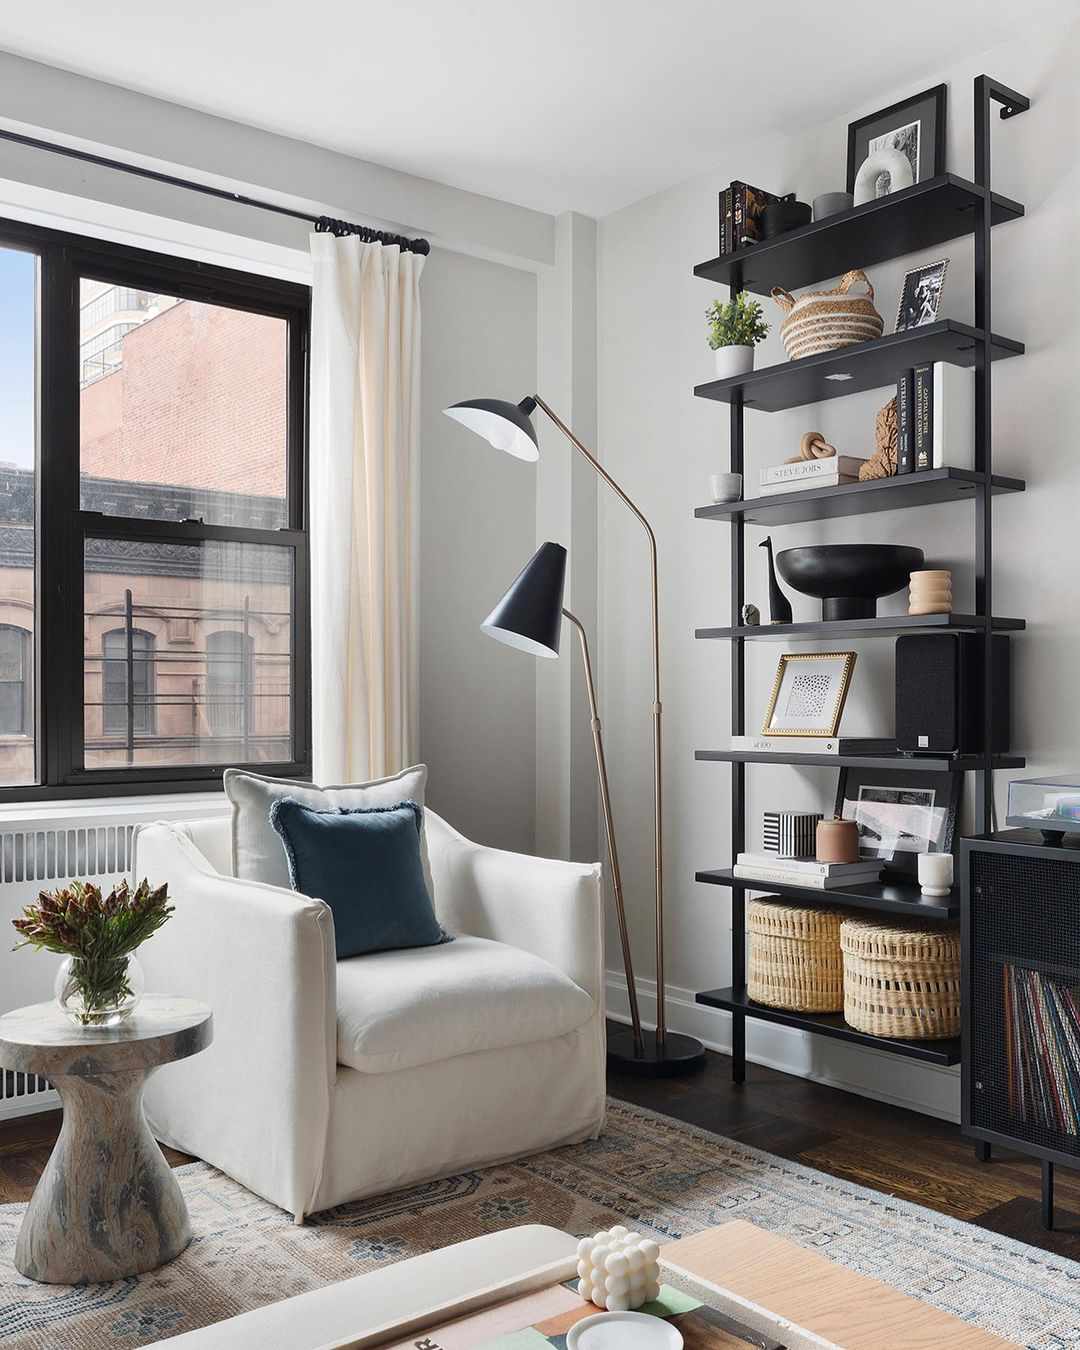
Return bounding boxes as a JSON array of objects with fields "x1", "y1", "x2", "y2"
[{"x1": 2, "y1": 1099, "x2": 1078, "y2": 1348}]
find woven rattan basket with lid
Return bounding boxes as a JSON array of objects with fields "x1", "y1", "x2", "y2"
[
  {"x1": 840, "y1": 917, "x2": 961, "y2": 1040},
  {"x1": 748, "y1": 898, "x2": 843, "y2": 1012},
  {"x1": 771, "y1": 268, "x2": 884, "y2": 361}
]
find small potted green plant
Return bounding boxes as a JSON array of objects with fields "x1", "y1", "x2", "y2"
[
  {"x1": 706, "y1": 292, "x2": 769, "y2": 379},
  {"x1": 13, "y1": 878, "x2": 173, "y2": 1027}
]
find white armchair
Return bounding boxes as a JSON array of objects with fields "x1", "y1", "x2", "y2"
[{"x1": 133, "y1": 810, "x2": 606, "y2": 1222}]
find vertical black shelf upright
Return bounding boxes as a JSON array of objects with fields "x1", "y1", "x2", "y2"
[{"x1": 695, "y1": 75, "x2": 1028, "y2": 1089}]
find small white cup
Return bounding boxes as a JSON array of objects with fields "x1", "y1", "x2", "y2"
[
  {"x1": 918, "y1": 852, "x2": 953, "y2": 896},
  {"x1": 710, "y1": 471, "x2": 742, "y2": 503}
]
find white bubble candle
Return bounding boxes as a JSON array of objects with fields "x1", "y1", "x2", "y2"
[{"x1": 575, "y1": 1226, "x2": 661, "y2": 1311}]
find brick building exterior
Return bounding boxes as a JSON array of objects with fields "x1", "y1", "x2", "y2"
[{"x1": 0, "y1": 293, "x2": 294, "y2": 785}]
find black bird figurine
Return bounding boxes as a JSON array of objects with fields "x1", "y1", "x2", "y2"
[{"x1": 759, "y1": 536, "x2": 793, "y2": 625}]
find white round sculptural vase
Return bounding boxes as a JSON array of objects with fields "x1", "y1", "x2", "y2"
[
  {"x1": 853, "y1": 146, "x2": 915, "y2": 205},
  {"x1": 714, "y1": 344, "x2": 754, "y2": 379},
  {"x1": 55, "y1": 952, "x2": 145, "y2": 1028}
]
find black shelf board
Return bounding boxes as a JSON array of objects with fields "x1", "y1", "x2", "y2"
[
  {"x1": 695, "y1": 985, "x2": 961, "y2": 1065},
  {"x1": 695, "y1": 469, "x2": 1026, "y2": 526},
  {"x1": 693, "y1": 322, "x2": 1023, "y2": 414},
  {"x1": 695, "y1": 175, "x2": 1023, "y2": 296},
  {"x1": 695, "y1": 613, "x2": 1025, "y2": 642},
  {"x1": 695, "y1": 749, "x2": 1026, "y2": 771},
  {"x1": 696, "y1": 867, "x2": 959, "y2": 921}
]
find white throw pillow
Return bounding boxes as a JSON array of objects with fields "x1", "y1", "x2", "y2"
[{"x1": 223, "y1": 765, "x2": 431, "y2": 892}]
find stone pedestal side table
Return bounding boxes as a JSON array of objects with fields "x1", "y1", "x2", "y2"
[{"x1": 0, "y1": 994, "x2": 212, "y2": 1284}]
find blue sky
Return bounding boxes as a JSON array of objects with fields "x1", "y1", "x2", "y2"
[{"x1": 0, "y1": 247, "x2": 35, "y2": 469}]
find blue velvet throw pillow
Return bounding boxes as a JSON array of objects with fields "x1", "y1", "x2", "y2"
[{"x1": 268, "y1": 797, "x2": 450, "y2": 960}]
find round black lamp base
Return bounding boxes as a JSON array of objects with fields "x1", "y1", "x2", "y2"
[{"x1": 606, "y1": 1025, "x2": 706, "y2": 1078}]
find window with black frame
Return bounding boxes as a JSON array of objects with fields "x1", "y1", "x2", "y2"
[{"x1": 0, "y1": 217, "x2": 310, "y2": 798}]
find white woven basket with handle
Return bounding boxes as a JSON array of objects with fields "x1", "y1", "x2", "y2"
[{"x1": 771, "y1": 269, "x2": 884, "y2": 361}]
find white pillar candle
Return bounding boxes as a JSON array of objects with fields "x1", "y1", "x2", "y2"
[
  {"x1": 918, "y1": 852, "x2": 953, "y2": 896},
  {"x1": 575, "y1": 1227, "x2": 661, "y2": 1310}
]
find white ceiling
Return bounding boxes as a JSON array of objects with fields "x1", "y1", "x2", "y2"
[{"x1": 0, "y1": 1, "x2": 1069, "y2": 218}]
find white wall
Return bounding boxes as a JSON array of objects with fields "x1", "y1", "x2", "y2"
[
  {"x1": 0, "y1": 51, "x2": 562, "y2": 857},
  {"x1": 421, "y1": 250, "x2": 539, "y2": 851},
  {"x1": 596, "y1": 22, "x2": 1080, "y2": 1117}
]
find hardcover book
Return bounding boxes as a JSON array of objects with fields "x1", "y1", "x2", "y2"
[
  {"x1": 756, "y1": 474, "x2": 859, "y2": 497},
  {"x1": 896, "y1": 368, "x2": 915, "y2": 474},
  {"x1": 913, "y1": 362, "x2": 934, "y2": 470},
  {"x1": 733, "y1": 864, "x2": 882, "y2": 890},
  {"x1": 730, "y1": 735, "x2": 894, "y2": 755},
  {"x1": 719, "y1": 186, "x2": 733, "y2": 255},
  {"x1": 759, "y1": 456, "x2": 866, "y2": 487},
  {"x1": 931, "y1": 364, "x2": 975, "y2": 469},
  {"x1": 737, "y1": 852, "x2": 884, "y2": 877},
  {"x1": 731, "y1": 181, "x2": 779, "y2": 247}
]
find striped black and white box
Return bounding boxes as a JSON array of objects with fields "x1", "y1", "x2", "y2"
[{"x1": 761, "y1": 811, "x2": 823, "y2": 858}]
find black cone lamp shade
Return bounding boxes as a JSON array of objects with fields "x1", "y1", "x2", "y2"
[
  {"x1": 444, "y1": 396, "x2": 539, "y2": 462},
  {"x1": 482, "y1": 542, "x2": 566, "y2": 658}
]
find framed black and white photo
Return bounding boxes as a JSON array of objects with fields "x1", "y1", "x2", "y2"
[
  {"x1": 846, "y1": 85, "x2": 947, "y2": 196},
  {"x1": 896, "y1": 258, "x2": 949, "y2": 331},
  {"x1": 834, "y1": 766, "x2": 960, "y2": 877},
  {"x1": 762, "y1": 651, "x2": 856, "y2": 738}
]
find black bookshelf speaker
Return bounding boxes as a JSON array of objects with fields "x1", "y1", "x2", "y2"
[{"x1": 895, "y1": 633, "x2": 1011, "y2": 753}]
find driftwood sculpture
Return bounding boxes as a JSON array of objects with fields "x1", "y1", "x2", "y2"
[{"x1": 859, "y1": 396, "x2": 898, "y2": 480}]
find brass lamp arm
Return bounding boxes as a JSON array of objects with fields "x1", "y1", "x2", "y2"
[
  {"x1": 532, "y1": 394, "x2": 667, "y2": 1046},
  {"x1": 562, "y1": 607, "x2": 643, "y2": 1052}
]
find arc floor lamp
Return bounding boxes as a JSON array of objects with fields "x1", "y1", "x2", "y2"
[{"x1": 445, "y1": 394, "x2": 705, "y2": 1076}]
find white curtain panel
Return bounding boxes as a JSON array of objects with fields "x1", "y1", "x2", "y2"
[{"x1": 309, "y1": 234, "x2": 425, "y2": 782}]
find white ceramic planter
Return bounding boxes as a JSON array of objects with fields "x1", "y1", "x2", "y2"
[{"x1": 714, "y1": 344, "x2": 754, "y2": 379}]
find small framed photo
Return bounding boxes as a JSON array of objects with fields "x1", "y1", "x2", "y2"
[
  {"x1": 762, "y1": 651, "x2": 856, "y2": 738},
  {"x1": 846, "y1": 85, "x2": 947, "y2": 195},
  {"x1": 895, "y1": 258, "x2": 949, "y2": 331},
  {"x1": 834, "y1": 766, "x2": 961, "y2": 877}
]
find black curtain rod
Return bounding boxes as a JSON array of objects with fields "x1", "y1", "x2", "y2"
[{"x1": 0, "y1": 125, "x2": 431, "y2": 255}]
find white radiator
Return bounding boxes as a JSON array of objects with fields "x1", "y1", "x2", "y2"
[{"x1": 0, "y1": 792, "x2": 229, "y2": 1121}]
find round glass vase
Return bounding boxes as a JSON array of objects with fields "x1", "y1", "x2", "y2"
[{"x1": 54, "y1": 953, "x2": 145, "y2": 1028}]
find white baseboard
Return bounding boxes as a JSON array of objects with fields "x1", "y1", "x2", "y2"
[{"x1": 605, "y1": 969, "x2": 960, "y2": 1124}]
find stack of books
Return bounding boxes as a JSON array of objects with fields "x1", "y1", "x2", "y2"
[
  {"x1": 896, "y1": 363, "x2": 975, "y2": 473},
  {"x1": 757, "y1": 455, "x2": 867, "y2": 496},
  {"x1": 734, "y1": 851, "x2": 883, "y2": 891},
  {"x1": 718, "y1": 181, "x2": 779, "y2": 254}
]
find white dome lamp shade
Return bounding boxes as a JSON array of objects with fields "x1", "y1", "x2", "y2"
[{"x1": 443, "y1": 396, "x2": 540, "y2": 462}]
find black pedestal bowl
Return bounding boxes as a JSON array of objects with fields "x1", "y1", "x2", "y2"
[{"x1": 775, "y1": 544, "x2": 925, "y2": 621}]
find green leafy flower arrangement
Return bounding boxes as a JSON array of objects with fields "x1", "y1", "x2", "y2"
[
  {"x1": 706, "y1": 292, "x2": 769, "y2": 349},
  {"x1": 13, "y1": 879, "x2": 173, "y2": 1024}
]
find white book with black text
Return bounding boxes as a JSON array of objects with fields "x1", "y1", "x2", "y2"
[
  {"x1": 730, "y1": 735, "x2": 894, "y2": 755},
  {"x1": 736, "y1": 852, "x2": 883, "y2": 878},
  {"x1": 733, "y1": 864, "x2": 882, "y2": 890}
]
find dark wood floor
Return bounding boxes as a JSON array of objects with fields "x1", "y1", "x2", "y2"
[
  {"x1": 607, "y1": 1036, "x2": 1080, "y2": 1261},
  {"x1": 2, "y1": 1037, "x2": 1077, "y2": 1261}
]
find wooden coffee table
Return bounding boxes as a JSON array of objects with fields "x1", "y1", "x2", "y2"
[
  {"x1": 162, "y1": 1219, "x2": 1015, "y2": 1349},
  {"x1": 660, "y1": 1222, "x2": 1012, "y2": 1349}
]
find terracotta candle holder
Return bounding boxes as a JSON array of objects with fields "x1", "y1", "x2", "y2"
[{"x1": 816, "y1": 817, "x2": 860, "y2": 864}]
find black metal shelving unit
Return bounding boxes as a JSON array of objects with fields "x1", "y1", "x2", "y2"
[{"x1": 694, "y1": 75, "x2": 1029, "y2": 1084}]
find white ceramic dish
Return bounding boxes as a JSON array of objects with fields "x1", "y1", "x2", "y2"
[{"x1": 566, "y1": 1309, "x2": 684, "y2": 1350}]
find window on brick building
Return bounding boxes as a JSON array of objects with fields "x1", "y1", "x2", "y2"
[
  {"x1": 0, "y1": 243, "x2": 36, "y2": 785},
  {"x1": 102, "y1": 628, "x2": 155, "y2": 737},
  {"x1": 0, "y1": 626, "x2": 31, "y2": 737},
  {"x1": 0, "y1": 216, "x2": 310, "y2": 798},
  {"x1": 207, "y1": 630, "x2": 254, "y2": 737}
]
